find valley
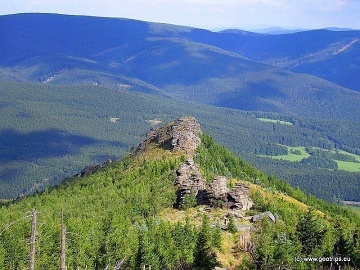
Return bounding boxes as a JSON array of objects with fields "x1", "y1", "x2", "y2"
[
  {"x1": 0, "y1": 8, "x2": 359, "y2": 270},
  {"x1": 0, "y1": 81, "x2": 359, "y2": 203}
]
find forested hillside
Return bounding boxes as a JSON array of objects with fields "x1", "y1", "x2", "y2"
[
  {"x1": 1, "y1": 82, "x2": 360, "y2": 203},
  {"x1": 1, "y1": 14, "x2": 360, "y2": 121},
  {"x1": 0, "y1": 118, "x2": 359, "y2": 269}
]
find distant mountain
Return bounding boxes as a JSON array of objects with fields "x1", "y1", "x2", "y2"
[
  {"x1": 218, "y1": 28, "x2": 264, "y2": 36},
  {"x1": 1, "y1": 13, "x2": 360, "y2": 121},
  {"x1": 193, "y1": 28, "x2": 360, "y2": 91},
  {"x1": 324, "y1": 27, "x2": 358, "y2": 31},
  {"x1": 250, "y1": 27, "x2": 308, "y2": 34}
]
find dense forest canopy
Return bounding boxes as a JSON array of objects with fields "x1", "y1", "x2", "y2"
[{"x1": 0, "y1": 82, "x2": 359, "y2": 203}]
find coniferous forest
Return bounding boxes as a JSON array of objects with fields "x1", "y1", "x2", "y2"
[
  {"x1": 0, "y1": 132, "x2": 359, "y2": 269},
  {"x1": 1, "y1": 82, "x2": 360, "y2": 204},
  {"x1": 1, "y1": 13, "x2": 360, "y2": 270}
]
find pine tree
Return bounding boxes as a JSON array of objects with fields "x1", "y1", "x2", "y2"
[
  {"x1": 228, "y1": 215, "x2": 237, "y2": 234},
  {"x1": 193, "y1": 215, "x2": 219, "y2": 269},
  {"x1": 212, "y1": 222, "x2": 222, "y2": 249},
  {"x1": 296, "y1": 208, "x2": 327, "y2": 256}
]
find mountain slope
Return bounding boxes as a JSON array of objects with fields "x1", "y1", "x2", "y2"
[
  {"x1": 1, "y1": 82, "x2": 360, "y2": 203},
  {"x1": 0, "y1": 117, "x2": 359, "y2": 269},
  {"x1": 1, "y1": 13, "x2": 360, "y2": 121},
  {"x1": 192, "y1": 28, "x2": 360, "y2": 92}
]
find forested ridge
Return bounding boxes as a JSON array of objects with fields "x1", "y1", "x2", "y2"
[
  {"x1": 1, "y1": 82, "x2": 360, "y2": 203},
  {"x1": 0, "y1": 127, "x2": 359, "y2": 269}
]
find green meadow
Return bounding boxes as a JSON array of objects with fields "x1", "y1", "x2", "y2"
[
  {"x1": 257, "y1": 117, "x2": 293, "y2": 125},
  {"x1": 265, "y1": 146, "x2": 310, "y2": 162},
  {"x1": 261, "y1": 145, "x2": 360, "y2": 172}
]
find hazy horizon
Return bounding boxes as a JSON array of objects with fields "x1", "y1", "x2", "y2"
[{"x1": 1, "y1": 0, "x2": 360, "y2": 31}]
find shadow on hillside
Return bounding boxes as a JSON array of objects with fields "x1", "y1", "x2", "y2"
[
  {"x1": 0, "y1": 129, "x2": 125, "y2": 162},
  {"x1": 215, "y1": 79, "x2": 287, "y2": 111}
]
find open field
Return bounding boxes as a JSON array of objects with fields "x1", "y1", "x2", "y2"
[
  {"x1": 266, "y1": 146, "x2": 309, "y2": 162},
  {"x1": 336, "y1": 160, "x2": 360, "y2": 172},
  {"x1": 261, "y1": 145, "x2": 360, "y2": 172},
  {"x1": 257, "y1": 117, "x2": 293, "y2": 125}
]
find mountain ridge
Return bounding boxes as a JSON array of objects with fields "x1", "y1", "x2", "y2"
[
  {"x1": 1, "y1": 13, "x2": 360, "y2": 121},
  {"x1": 0, "y1": 116, "x2": 359, "y2": 269}
]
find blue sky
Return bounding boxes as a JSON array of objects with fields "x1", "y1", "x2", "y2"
[{"x1": 1, "y1": 0, "x2": 360, "y2": 30}]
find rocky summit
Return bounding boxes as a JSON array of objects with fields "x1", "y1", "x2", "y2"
[
  {"x1": 138, "y1": 115, "x2": 253, "y2": 210},
  {"x1": 136, "y1": 116, "x2": 202, "y2": 156}
]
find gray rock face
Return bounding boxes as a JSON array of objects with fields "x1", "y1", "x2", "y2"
[
  {"x1": 226, "y1": 183, "x2": 254, "y2": 210},
  {"x1": 175, "y1": 160, "x2": 253, "y2": 210},
  {"x1": 135, "y1": 115, "x2": 253, "y2": 211},
  {"x1": 136, "y1": 116, "x2": 202, "y2": 156},
  {"x1": 208, "y1": 176, "x2": 229, "y2": 199},
  {"x1": 174, "y1": 159, "x2": 208, "y2": 208}
]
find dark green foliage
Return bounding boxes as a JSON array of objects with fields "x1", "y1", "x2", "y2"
[
  {"x1": 1, "y1": 81, "x2": 360, "y2": 203},
  {"x1": 0, "y1": 153, "x2": 189, "y2": 269},
  {"x1": 181, "y1": 192, "x2": 198, "y2": 210},
  {"x1": 296, "y1": 209, "x2": 327, "y2": 256},
  {"x1": 3, "y1": 15, "x2": 360, "y2": 121},
  {"x1": 251, "y1": 219, "x2": 302, "y2": 269},
  {"x1": 306, "y1": 147, "x2": 359, "y2": 163},
  {"x1": 255, "y1": 143, "x2": 288, "y2": 156},
  {"x1": 301, "y1": 156, "x2": 338, "y2": 170},
  {"x1": 193, "y1": 215, "x2": 220, "y2": 269},
  {"x1": 228, "y1": 215, "x2": 238, "y2": 234},
  {"x1": 0, "y1": 129, "x2": 359, "y2": 268},
  {"x1": 290, "y1": 148, "x2": 302, "y2": 155}
]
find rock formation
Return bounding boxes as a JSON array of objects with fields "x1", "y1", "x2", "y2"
[
  {"x1": 136, "y1": 115, "x2": 253, "y2": 211},
  {"x1": 225, "y1": 183, "x2": 254, "y2": 210},
  {"x1": 174, "y1": 158, "x2": 208, "y2": 208},
  {"x1": 175, "y1": 159, "x2": 253, "y2": 210},
  {"x1": 136, "y1": 116, "x2": 202, "y2": 156}
]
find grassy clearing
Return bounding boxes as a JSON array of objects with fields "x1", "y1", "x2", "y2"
[
  {"x1": 257, "y1": 117, "x2": 293, "y2": 125},
  {"x1": 331, "y1": 149, "x2": 360, "y2": 172},
  {"x1": 335, "y1": 160, "x2": 360, "y2": 172},
  {"x1": 261, "y1": 146, "x2": 360, "y2": 172},
  {"x1": 262, "y1": 146, "x2": 309, "y2": 162}
]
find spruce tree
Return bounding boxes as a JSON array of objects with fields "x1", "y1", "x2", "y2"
[
  {"x1": 296, "y1": 208, "x2": 326, "y2": 256},
  {"x1": 193, "y1": 215, "x2": 219, "y2": 269}
]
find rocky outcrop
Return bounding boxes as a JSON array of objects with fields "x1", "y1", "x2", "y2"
[
  {"x1": 174, "y1": 158, "x2": 208, "y2": 208},
  {"x1": 225, "y1": 183, "x2": 253, "y2": 210},
  {"x1": 208, "y1": 176, "x2": 228, "y2": 200},
  {"x1": 175, "y1": 160, "x2": 253, "y2": 210},
  {"x1": 135, "y1": 115, "x2": 253, "y2": 211},
  {"x1": 78, "y1": 159, "x2": 113, "y2": 177},
  {"x1": 136, "y1": 116, "x2": 202, "y2": 156}
]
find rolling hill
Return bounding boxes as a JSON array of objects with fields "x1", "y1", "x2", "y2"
[
  {"x1": 0, "y1": 117, "x2": 359, "y2": 269},
  {"x1": 199, "y1": 28, "x2": 360, "y2": 92},
  {"x1": 1, "y1": 13, "x2": 360, "y2": 121},
  {"x1": 1, "y1": 13, "x2": 360, "y2": 209}
]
